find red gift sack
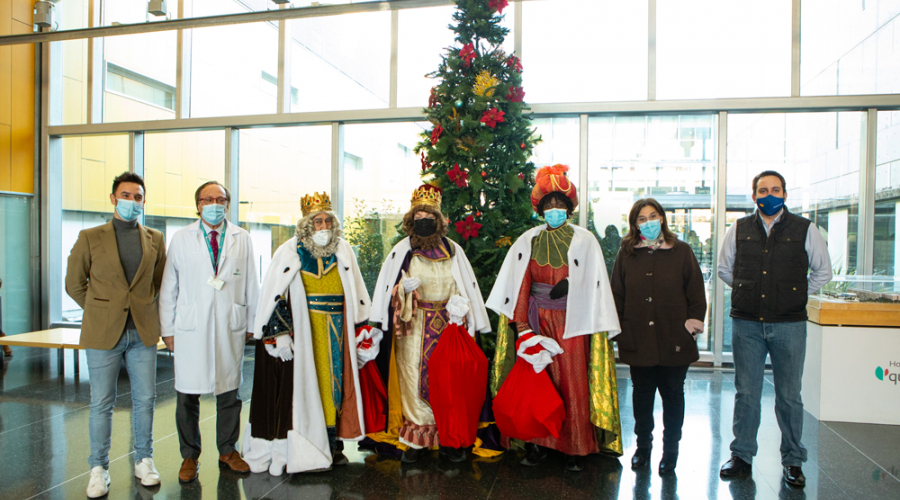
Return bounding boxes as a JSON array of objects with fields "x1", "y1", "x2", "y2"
[
  {"x1": 358, "y1": 361, "x2": 387, "y2": 434},
  {"x1": 356, "y1": 326, "x2": 387, "y2": 434},
  {"x1": 493, "y1": 357, "x2": 566, "y2": 441},
  {"x1": 427, "y1": 323, "x2": 489, "y2": 449}
]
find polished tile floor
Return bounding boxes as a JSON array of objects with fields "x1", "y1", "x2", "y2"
[{"x1": 1, "y1": 344, "x2": 898, "y2": 500}]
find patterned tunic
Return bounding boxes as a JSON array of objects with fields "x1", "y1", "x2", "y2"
[{"x1": 395, "y1": 245, "x2": 457, "y2": 448}]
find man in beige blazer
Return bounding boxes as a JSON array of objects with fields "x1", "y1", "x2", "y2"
[{"x1": 66, "y1": 172, "x2": 167, "y2": 498}]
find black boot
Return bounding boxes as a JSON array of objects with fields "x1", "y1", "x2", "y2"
[
  {"x1": 658, "y1": 452, "x2": 678, "y2": 474},
  {"x1": 440, "y1": 447, "x2": 466, "y2": 463},
  {"x1": 565, "y1": 455, "x2": 584, "y2": 472},
  {"x1": 332, "y1": 440, "x2": 348, "y2": 466},
  {"x1": 520, "y1": 443, "x2": 547, "y2": 466},
  {"x1": 401, "y1": 447, "x2": 424, "y2": 463},
  {"x1": 631, "y1": 448, "x2": 651, "y2": 469}
]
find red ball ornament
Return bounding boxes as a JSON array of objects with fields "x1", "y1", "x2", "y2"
[
  {"x1": 518, "y1": 173, "x2": 524, "y2": 180},
  {"x1": 520, "y1": 143, "x2": 526, "y2": 149},
  {"x1": 481, "y1": 171, "x2": 487, "y2": 177},
  {"x1": 476, "y1": 211, "x2": 482, "y2": 217}
]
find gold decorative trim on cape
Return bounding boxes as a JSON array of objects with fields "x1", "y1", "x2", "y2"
[{"x1": 532, "y1": 224, "x2": 574, "y2": 269}]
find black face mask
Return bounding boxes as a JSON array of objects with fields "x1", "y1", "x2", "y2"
[{"x1": 414, "y1": 218, "x2": 437, "y2": 237}]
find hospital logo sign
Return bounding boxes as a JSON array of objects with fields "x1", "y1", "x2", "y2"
[{"x1": 875, "y1": 361, "x2": 900, "y2": 384}]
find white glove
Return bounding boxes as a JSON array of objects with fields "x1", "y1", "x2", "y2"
[
  {"x1": 517, "y1": 335, "x2": 564, "y2": 374},
  {"x1": 267, "y1": 335, "x2": 293, "y2": 362},
  {"x1": 356, "y1": 327, "x2": 383, "y2": 367},
  {"x1": 446, "y1": 295, "x2": 470, "y2": 326},
  {"x1": 402, "y1": 276, "x2": 421, "y2": 293}
]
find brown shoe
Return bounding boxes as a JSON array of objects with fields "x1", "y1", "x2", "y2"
[
  {"x1": 218, "y1": 451, "x2": 250, "y2": 473},
  {"x1": 178, "y1": 458, "x2": 199, "y2": 483},
  {"x1": 2, "y1": 345, "x2": 11, "y2": 357}
]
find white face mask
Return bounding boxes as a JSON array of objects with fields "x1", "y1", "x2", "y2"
[{"x1": 312, "y1": 230, "x2": 331, "y2": 247}]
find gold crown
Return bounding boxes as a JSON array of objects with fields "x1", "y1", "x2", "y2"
[
  {"x1": 411, "y1": 184, "x2": 442, "y2": 209},
  {"x1": 301, "y1": 191, "x2": 332, "y2": 217}
]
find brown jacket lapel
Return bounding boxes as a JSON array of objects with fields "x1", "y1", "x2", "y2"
[
  {"x1": 130, "y1": 224, "x2": 154, "y2": 290},
  {"x1": 99, "y1": 221, "x2": 129, "y2": 288}
]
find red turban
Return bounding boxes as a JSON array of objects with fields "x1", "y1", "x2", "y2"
[{"x1": 530, "y1": 164, "x2": 578, "y2": 211}]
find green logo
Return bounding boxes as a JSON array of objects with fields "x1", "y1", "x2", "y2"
[{"x1": 876, "y1": 366, "x2": 884, "y2": 380}]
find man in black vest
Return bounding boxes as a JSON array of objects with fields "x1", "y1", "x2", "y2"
[{"x1": 717, "y1": 171, "x2": 832, "y2": 488}]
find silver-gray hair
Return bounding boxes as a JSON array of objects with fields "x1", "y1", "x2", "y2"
[{"x1": 296, "y1": 210, "x2": 342, "y2": 259}]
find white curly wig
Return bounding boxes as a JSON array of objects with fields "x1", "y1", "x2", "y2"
[{"x1": 296, "y1": 210, "x2": 343, "y2": 259}]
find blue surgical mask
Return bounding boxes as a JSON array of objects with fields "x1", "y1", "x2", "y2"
[
  {"x1": 756, "y1": 194, "x2": 785, "y2": 217},
  {"x1": 638, "y1": 219, "x2": 661, "y2": 240},
  {"x1": 115, "y1": 199, "x2": 143, "y2": 222},
  {"x1": 544, "y1": 209, "x2": 568, "y2": 228},
  {"x1": 202, "y1": 204, "x2": 226, "y2": 226}
]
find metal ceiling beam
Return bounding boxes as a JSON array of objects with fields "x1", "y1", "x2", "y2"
[
  {"x1": 46, "y1": 94, "x2": 900, "y2": 136},
  {"x1": 0, "y1": 0, "x2": 454, "y2": 46}
]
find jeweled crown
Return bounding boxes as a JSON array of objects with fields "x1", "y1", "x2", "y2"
[
  {"x1": 301, "y1": 191, "x2": 332, "y2": 217},
  {"x1": 411, "y1": 184, "x2": 442, "y2": 209}
]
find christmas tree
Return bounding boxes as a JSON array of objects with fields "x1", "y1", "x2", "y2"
[{"x1": 416, "y1": 0, "x2": 539, "y2": 297}]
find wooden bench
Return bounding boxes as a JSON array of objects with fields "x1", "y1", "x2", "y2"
[{"x1": 0, "y1": 328, "x2": 168, "y2": 373}]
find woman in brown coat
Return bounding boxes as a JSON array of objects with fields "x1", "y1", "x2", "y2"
[{"x1": 610, "y1": 198, "x2": 707, "y2": 475}]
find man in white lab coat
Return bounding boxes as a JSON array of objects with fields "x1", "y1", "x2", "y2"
[{"x1": 159, "y1": 180, "x2": 260, "y2": 483}]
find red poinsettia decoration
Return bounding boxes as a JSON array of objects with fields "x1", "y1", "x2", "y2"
[
  {"x1": 480, "y1": 108, "x2": 506, "y2": 128},
  {"x1": 420, "y1": 153, "x2": 431, "y2": 172},
  {"x1": 506, "y1": 86, "x2": 525, "y2": 102},
  {"x1": 431, "y1": 124, "x2": 444, "y2": 144},
  {"x1": 505, "y1": 55, "x2": 523, "y2": 73},
  {"x1": 455, "y1": 215, "x2": 482, "y2": 240},
  {"x1": 459, "y1": 43, "x2": 476, "y2": 67},
  {"x1": 447, "y1": 163, "x2": 469, "y2": 188},
  {"x1": 489, "y1": 0, "x2": 509, "y2": 14}
]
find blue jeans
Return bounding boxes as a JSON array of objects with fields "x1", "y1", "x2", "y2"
[
  {"x1": 730, "y1": 318, "x2": 808, "y2": 467},
  {"x1": 86, "y1": 328, "x2": 157, "y2": 468}
]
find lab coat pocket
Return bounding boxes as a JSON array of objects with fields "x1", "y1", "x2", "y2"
[
  {"x1": 175, "y1": 304, "x2": 197, "y2": 332},
  {"x1": 230, "y1": 304, "x2": 248, "y2": 333}
]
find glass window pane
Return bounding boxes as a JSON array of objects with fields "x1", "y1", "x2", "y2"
[
  {"x1": 801, "y1": 0, "x2": 900, "y2": 96},
  {"x1": 103, "y1": 1, "x2": 177, "y2": 122},
  {"x1": 60, "y1": 135, "x2": 131, "y2": 323},
  {"x1": 143, "y1": 131, "x2": 226, "y2": 244},
  {"x1": 523, "y1": 0, "x2": 647, "y2": 103},
  {"x1": 531, "y1": 117, "x2": 581, "y2": 204},
  {"x1": 0, "y1": 195, "x2": 33, "y2": 334},
  {"x1": 725, "y1": 111, "x2": 864, "y2": 352},
  {"x1": 239, "y1": 125, "x2": 332, "y2": 283},
  {"x1": 875, "y1": 110, "x2": 900, "y2": 275},
  {"x1": 56, "y1": 0, "x2": 90, "y2": 30},
  {"x1": 59, "y1": 1, "x2": 90, "y2": 125},
  {"x1": 657, "y1": 0, "x2": 791, "y2": 99},
  {"x1": 397, "y1": 4, "x2": 515, "y2": 108},
  {"x1": 290, "y1": 11, "x2": 391, "y2": 112},
  {"x1": 588, "y1": 115, "x2": 718, "y2": 351},
  {"x1": 342, "y1": 122, "x2": 428, "y2": 296},
  {"x1": 190, "y1": 16, "x2": 278, "y2": 117}
]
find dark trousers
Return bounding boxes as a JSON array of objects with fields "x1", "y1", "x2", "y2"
[
  {"x1": 176, "y1": 389, "x2": 242, "y2": 459},
  {"x1": 630, "y1": 365, "x2": 690, "y2": 455}
]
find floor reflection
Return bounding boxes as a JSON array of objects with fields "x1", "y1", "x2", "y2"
[{"x1": 2, "y1": 347, "x2": 900, "y2": 499}]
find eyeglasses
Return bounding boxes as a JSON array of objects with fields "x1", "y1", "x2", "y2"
[{"x1": 199, "y1": 197, "x2": 228, "y2": 205}]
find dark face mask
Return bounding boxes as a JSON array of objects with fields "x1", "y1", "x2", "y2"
[{"x1": 414, "y1": 218, "x2": 437, "y2": 237}]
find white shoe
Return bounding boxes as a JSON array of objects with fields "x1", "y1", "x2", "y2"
[
  {"x1": 134, "y1": 457, "x2": 161, "y2": 486},
  {"x1": 86, "y1": 466, "x2": 110, "y2": 498}
]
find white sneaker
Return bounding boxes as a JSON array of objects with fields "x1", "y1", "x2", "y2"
[
  {"x1": 86, "y1": 466, "x2": 110, "y2": 498},
  {"x1": 134, "y1": 457, "x2": 161, "y2": 486}
]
